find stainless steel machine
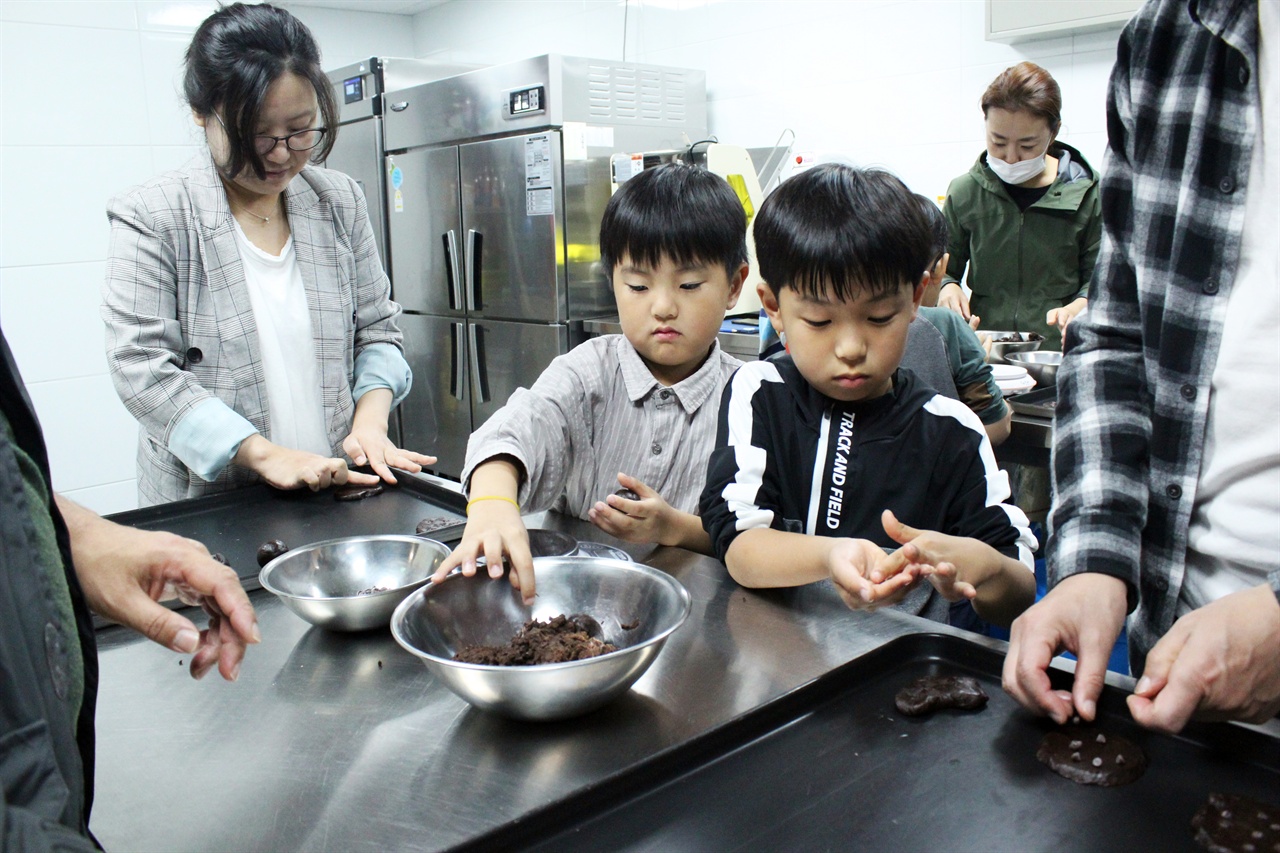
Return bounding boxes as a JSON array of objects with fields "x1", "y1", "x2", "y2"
[
  {"x1": 323, "y1": 57, "x2": 478, "y2": 269},
  {"x1": 382, "y1": 54, "x2": 707, "y2": 478}
]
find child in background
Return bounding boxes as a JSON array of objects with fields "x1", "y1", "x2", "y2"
[
  {"x1": 914, "y1": 194, "x2": 1013, "y2": 447},
  {"x1": 699, "y1": 164, "x2": 1037, "y2": 629},
  {"x1": 433, "y1": 164, "x2": 748, "y2": 603}
]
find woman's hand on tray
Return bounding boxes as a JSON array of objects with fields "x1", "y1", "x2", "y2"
[
  {"x1": 1127, "y1": 582, "x2": 1280, "y2": 733},
  {"x1": 342, "y1": 388, "x2": 437, "y2": 484},
  {"x1": 54, "y1": 496, "x2": 260, "y2": 681},
  {"x1": 234, "y1": 434, "x2": 380, "y2": 491},
  {"x1": 1003, "y1": 573, "x2": 1128, "y2": 725}
]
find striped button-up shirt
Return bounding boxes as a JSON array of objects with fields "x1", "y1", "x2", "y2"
[
  {"x1": 462, "y1": 335, "x2": 740, "y2": 518},
  {"x1": 1049, "y1": 0, "x2": 1280, "y2": 669}
]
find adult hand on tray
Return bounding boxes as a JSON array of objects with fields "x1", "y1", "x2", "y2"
[
  {"x1": 1002, "y1": 573, "x2": 1127, "y2": 725},
  {"x1": 234, "y1": 434, "x2": 379, "y2": 491},
  {"x1": 342, "y1": 387, "x2": 437, "y2": 484},
  {"x1": 1126, "y1": 583, "x2": 1280, "y2": 733},
  {"x1": 54, "y1": 496, "x2": 260, "y2": 681}
]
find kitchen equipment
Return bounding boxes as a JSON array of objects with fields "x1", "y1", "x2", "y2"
[
  {"x1": 391, "y1": 556, "x2": 691, "y2": 720},
  {"x1": 461, "y1": 632, "x2": 1280, "y2": 851},
  {"x1": 1006, "y1": 350, "x2": 1063, "y2": 387},
  {"x1": 323, "y1": 58, "x2": 478, "y2": 446},
  {"x1": 260, "y1": 534, "x2": 452, "y2": 631},
  {"x1": 1008, "y1": 385, "x2": 1057, "y2": 418},
  {"x1": 103, "y1": 476, "x2": 467, "y2": 595},
  {"x1": 980, "y1": 330, "x2": 1044, "y2": 363},
  {"x1": 381, "y1": 55, "x2": 707, "y2": 478},
  {"x1": 323, "y1": 57, "x2": 479, "y2": 271}
]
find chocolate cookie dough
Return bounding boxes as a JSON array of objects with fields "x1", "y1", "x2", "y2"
[
  {"x1": 415, "y1": 516, "x2": 456, "y2": 536},
  {"x1": 1192, "y1": 792, "x2": 1280, "y2": 853},
  {"x1": 894, "y1": 675, "x2": 989, "y2": 716},
  {"x1": 210, "y1": 553, "x2": 230, "y2": 566},
  {"x1": 1036, "y1": 726, "x2": 1147, "y2": 787},
  {"x1": 334, "y1": 483, "x2": 384, "y2": 501},
  {"x1": 453, "y1": 614, "x2": 617, "y2": 666},
  {"x1": 256, "y1": 539, "x2": 289, "y2": 568}
]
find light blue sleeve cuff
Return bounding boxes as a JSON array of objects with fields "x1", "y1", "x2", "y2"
[
  {"x1": 169, "y1": 398, "x2": 259, "y2": 482},
  {"x1": 354, "y1": 343, "x2": 412, "y2": 407}
]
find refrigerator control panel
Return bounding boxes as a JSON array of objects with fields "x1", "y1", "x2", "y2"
[
  {"x1": 343, "y1": 76, "x2": 365, "y2": 104},
  {"x1": 506, "y1": 85, "x2": 546, "y2": 118}
]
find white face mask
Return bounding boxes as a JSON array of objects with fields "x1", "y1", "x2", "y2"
[{"x1": 987, "y1": 150, "x2": 1047, "y2": 185}]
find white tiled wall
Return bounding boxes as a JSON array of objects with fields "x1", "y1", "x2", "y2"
[
  {"x1": 0, "y1": 0, "x2": 416, "y2": 514},
  {"x1": 411, "y1": 0, "x2": 1121, "y2": 201},
  {"x1": 0, "y1": 0, "x2": 1123, "y2": 515}
]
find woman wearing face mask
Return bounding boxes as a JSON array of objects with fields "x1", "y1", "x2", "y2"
[
  {"x1": 103, "y1": 3, "x2": 435, "y2": 506},
  {"x1": 938, "y1": 62, "x2": 1101, "y2": 350}
]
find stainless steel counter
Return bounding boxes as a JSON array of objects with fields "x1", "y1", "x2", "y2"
[{"x1": 88, "y1": 512, "x2": 1018, "y2": 852}]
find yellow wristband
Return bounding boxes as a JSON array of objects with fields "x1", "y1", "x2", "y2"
[{"x1": 466, "y1": 495, "x2": 520, "y2": 515}]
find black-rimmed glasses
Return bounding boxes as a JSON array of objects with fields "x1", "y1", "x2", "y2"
[{"x1": 213, "y1": 112, "x2": 328, "y2": 155}]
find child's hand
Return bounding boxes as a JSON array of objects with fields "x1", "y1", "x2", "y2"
[
  {"x1": 431, "y1": 499, "x2": 536, "y2": 605},
  {"x1": 828, "y1": 538, "x2": 921, "y2": 612},
  {"x1": 877, "y1": 509, "x2": 979, "y2": 601},
  {"x1": 588, "y1": 473, "x2": 674, "y2": 545}
]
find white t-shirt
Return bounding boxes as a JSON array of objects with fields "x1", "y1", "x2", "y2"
[
  {"x1": 231, "y1": 219, "x2": 331, "y2": 458},
  {"x1": 1180, "y1": 0, "x2": 1280, "y2": 613}
]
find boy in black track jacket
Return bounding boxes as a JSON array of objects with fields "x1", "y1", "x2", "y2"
[{"x1": 699, "y1": 165, "x2": 1037, "y2": 629}]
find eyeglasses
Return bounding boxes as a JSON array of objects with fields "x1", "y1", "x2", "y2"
[{"x1": 213, "y1": 112, "x2": 328, "y2": 155}]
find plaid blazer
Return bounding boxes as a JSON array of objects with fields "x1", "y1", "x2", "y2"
[
  {"x1": 1048, "y1": 0, "x2": 1278, "y2": 670},
  {"x1": 103, "y1": 149, "x2": 404, "y2": 505}
]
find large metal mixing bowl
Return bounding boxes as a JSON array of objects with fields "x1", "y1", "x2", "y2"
[
  {"x1": 979, "y1": 330, "x2": 1043, "y2": 364},
  {"x1": 1005, "y1": 350, "x2": 1063, "y2": 387},
  {"x1": 391, "y1": 556, "x2": 691, "y2": 721},
  {"x1": 259, "y1": 535, "x2": 452, "y2": 632}
]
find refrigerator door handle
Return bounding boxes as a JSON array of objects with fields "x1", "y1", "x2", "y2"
[
  {"x1": 443, "y1": 229, "x2": 463, "y2": 312},
  {"x1": 467, "y1": 323, "x2": 489, "y2": 404},
  {"x1": 465, "y1": 228, "x2": 482, "y2": 312},
  {"x1": 450, "y1": 322, "x2": 466, "y2": 401}
]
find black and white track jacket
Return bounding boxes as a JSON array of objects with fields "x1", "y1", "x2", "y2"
[{"x1": 700, "y1": 357, "x2": 1038, "y2": 571}]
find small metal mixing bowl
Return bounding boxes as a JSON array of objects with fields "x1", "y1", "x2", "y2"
[
  {"x1": 1005, "y1": 350, "x2": 1063, "y2": 387},
  {"x1": 259, "y1": 535, "x2": 452, "y2": 632},
  {"x1": 391, "y1": 556, "x2": 691, "y2": 721},
  {"x1": 980, "y1": 330, "x2": 1043, "y2": 364}
]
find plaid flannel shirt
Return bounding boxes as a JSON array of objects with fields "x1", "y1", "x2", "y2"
[{"x1": 1049, "y1": 0, "x2": 1280, "y2": 670}]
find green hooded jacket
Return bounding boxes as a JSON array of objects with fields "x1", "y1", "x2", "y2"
[{"x1": 940, "y1": 142, "x2": 1101, "y2": 350}]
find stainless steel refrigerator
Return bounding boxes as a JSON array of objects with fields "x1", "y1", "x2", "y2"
[
  {"x1": 323, "y1": 57, "x2": 479, "y2": 448},
  {"x1": 382, "y1": 54, "x2": 707, "y2": 479}
]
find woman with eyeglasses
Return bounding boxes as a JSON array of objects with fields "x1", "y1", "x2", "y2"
[
  {"x1": 103, "y1": 3, "x2": 434, "y2": 506},
  {"x1": 937, "y1": 62, "x2": 1102, "y2": 351}
]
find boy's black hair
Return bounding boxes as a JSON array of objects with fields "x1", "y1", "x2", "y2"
[
  {"x1": 914, "y1": 193, "x2": 949, "y2": 269},
  {"x1": 599, "y1": 163, "x2": 748, "y2": 276},
  {"x1": 185, "y1": 3, "x2": 338, "y2": 181},
  {"x1": 754, "y1": 165, "x2": 932, "y2": 301}
]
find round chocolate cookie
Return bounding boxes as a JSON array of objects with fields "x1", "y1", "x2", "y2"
[
  {"x1": 415, "y1": 516, "x2": 456, "y2": 536},
  {"x1": 256, "y1": 539, "x2": 289, "y2": 568},
  {"x1": 894, "y1": 674, "x2": 989, "y2": 717},
  {"x1": 334, "y1": 483, "x2": 384, "y2": 501},
  {"x1": 1192, "y1": 792, "x2": 1280, "y2": 853},
  {"x1": 1036, "y1": 726, "x2": 1147, "y2": 787}
]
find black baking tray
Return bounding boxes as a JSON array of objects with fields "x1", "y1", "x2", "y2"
[
  {"x1": 458, "y1": 633, "x2": 1280, "y2": 853},
  {"x1": 1009, "y1": 385, "x2": 1057, "y2": 418},
  {"x1": 104, "y1": 475, "x2": 466, "y2": 591}
]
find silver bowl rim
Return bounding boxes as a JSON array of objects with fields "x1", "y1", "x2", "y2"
[
  {"x1": 258, "y1": 533, "x2": 451, "y2": 603},
  {"x1": 390, "y1": 556, "x2": 693, "y2": 672},
  {"x1": 1004, "y1": 350, "x2": 1063, "y2": 365}
]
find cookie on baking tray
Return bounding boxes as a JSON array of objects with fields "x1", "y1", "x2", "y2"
[
  {"x1": 1192, "y1": 792, "x2": 1280, "y2": 853},
  {"x1": 894, "y1": 674, "x2": 989, "y2": 717},
  {"x1": 1036, "y1": 725, "x2": 1147, "y2": 787}
]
